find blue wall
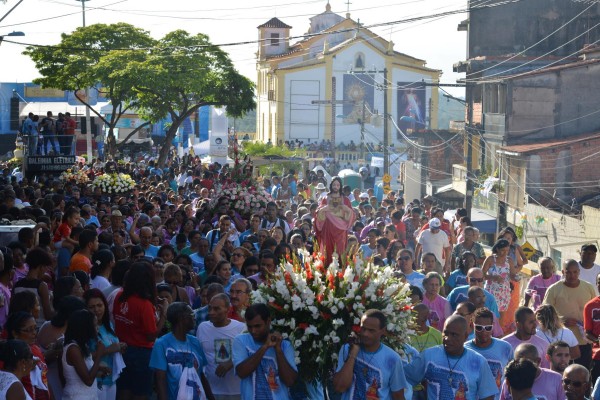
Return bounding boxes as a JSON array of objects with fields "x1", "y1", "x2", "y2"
[{"x1": 0, "y1": 83, "x2": 211, "y2": 140}]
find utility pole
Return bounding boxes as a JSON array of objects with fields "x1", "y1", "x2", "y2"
[
  {"x1": 382, "y1": 68, "x2": 389, "y2": 175},
  {"x1": 76, "y1": 0, "x2": 93, "y2": 163},
  {"x1": 359, "y1": 98, "x2": 366, "y2": 161},
  {"x1": 464, "y1": 80, "x2": 474, "y2": 218}
]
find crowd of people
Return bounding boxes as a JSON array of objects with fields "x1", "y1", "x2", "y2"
[{"x1": 0, "y1": 154, "x2": 600, "y2": 400}]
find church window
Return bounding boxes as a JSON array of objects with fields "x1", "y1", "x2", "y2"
[{"x1": 270, "y1": 33, "x2": 280, "y2": 46}]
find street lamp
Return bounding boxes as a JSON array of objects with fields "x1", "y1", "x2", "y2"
[
  {"x1": 0, "y1": 31, "x2": 25, "y2": 45},
  {"x1": 76, "y1": 0, "x2": 93, "y2": 163}
]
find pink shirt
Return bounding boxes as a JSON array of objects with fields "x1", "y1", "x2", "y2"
[
  {"x1": 423, "y1": 294, "x2": 452, "y2": 331},
  {"x1": 502, "y1": 332, "x2": 550, "y2": 369},
  {"x1": 525, "y1": 274, "x2": 561, "y2": 311},
  {"x1": 500, "y1": 368, "x2": 564, "y2": 400}
]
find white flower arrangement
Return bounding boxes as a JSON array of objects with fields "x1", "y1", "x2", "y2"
[
  {"x1": 91, "y1": 172, "x2": 135, "y2": 195},
  {"x1": 252, "y1": 250, "x2": 414, "y2": 383}
]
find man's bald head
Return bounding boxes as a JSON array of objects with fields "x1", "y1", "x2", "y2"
[
  {"x1": 564, "y1": 364, "x2": 590, "y2": 382},
  {"x1": 514, "y1": 343, "x2": 540, "y2": 364},
  {"x1": 444, "y1": 314, "x2": 468, "y2": 333},
  {"x1": 467, "y1": 268, "x2": 483, "y2": 279}
]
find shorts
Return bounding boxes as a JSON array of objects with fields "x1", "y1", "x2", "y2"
[{"x1": 117, "y1": 346, "x2": 153, "y2": 396}]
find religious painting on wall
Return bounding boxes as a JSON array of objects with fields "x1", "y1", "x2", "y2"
[
  {"x1": 342, "y1": 73, "x2": 375, "y2": 124},
  {"x1": 397, "y1": 81, "x2": 426, "y2": 137}
]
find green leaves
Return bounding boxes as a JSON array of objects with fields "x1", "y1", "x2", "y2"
[{"x1": 23, "y1": 24, "x2": 255, "y2": 164}]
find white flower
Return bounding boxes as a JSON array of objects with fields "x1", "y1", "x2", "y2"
[
  {"x1": 294, "y1": 340, "x2": 302, "y2": 347},
  {"x1": 330, "y1": 306, "x2": 339, "y2": 315}
]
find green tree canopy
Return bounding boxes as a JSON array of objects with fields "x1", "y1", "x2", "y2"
[
  {"x1": 127, "y1": 30, "x2": 255, "y2": 167},
  {"x1": 23, "y1": 23, "x2": 156, "y2": 155}
]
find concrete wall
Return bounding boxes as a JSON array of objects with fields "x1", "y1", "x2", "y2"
[
  {"x1": 467, "y1": 0, "x2": 600, "y2": 59},
  {"x1": 506, "y1": 63, "x2": 600, "y2": 143},
  {"x1": 505, "y1": 203, "x2": 593, "y2": 268}
]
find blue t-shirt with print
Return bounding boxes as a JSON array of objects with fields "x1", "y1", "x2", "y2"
[
  {"x1": 406, "y1": 345, "x2": 498, "y2": 400},
  {"x1": 336, "y1": 343, "x2": 408, "y2": 400},
  {"x1": 465, "y1": 338, "x2": 514, "y2": 400},
  {"x1": 448, "y1": 285, "x2": 500, "y2": 317},
  {"x1": 149, "y1": 333, "x2": 207, "y2": 400},
  {"x1": 446, "y1": 269, "x2": 469, "y2": 290},
  {"x1": 232, "y1": 333, "x2": 297, "y2": 400}
]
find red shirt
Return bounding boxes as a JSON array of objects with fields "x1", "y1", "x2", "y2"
[
  {"x1": 584, "y1": 296, "x2": 600, "y2": 360},
  {"x1": 227, "y1": 306, "x2": 244, "y2": 322},
  {"x1": 23, "y1": 345, "x2": 49, "y2": 400},
  {"x1": 53, "y1": 222, "x2": 71, "y2": 243},
  {"x1": 113, "y1": 290, "x2": 157, "y2": 348},
  {"x1": 65, "y1": 117, "x2": 76, "y2": 135}
]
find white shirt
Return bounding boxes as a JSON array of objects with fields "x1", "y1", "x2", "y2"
[
  {"x1": 197, "y1": 319, "x2": 246, "y2": 395},
  {"x1": 417, "y1": 229, "x2": 450, "y2": 265},
  {"x1": 578, "y1": 261, "x2": 600, "y2": 294}
]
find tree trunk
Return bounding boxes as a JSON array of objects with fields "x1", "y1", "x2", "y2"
[
  {"x1": 157, "y1": 124, "x2": 180, "y2": 168},
  {"x1": 106, "y1": 127, "x2": 117, "y2": 160}
]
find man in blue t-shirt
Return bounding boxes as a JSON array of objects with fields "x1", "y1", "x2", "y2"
[
  {"x1": 447, "y1": 268, "x2": 500, "y2": 317},
  {"x1": 406, "y1": 315, "x2": 499, "y2": 400},
  {"x1": 333, "y1": 309, "x2": 408, "y2": 400},
  {"x1": 233, "y1": 303, "x2": 298, "y2": 400},
  {"x1": 464, "y1": 308, "x2": 514, "y2": 400},
  {"x1": 150, "y1": 302, "x2": 213, "y2": 400}
]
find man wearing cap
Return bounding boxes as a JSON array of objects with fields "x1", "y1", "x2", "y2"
[
  {"x1": 579, "y1": 244, "x2": 600, "y2": 293},
  {"x1": 415, "y1": 217, "x2": 451, "y2": 272}
]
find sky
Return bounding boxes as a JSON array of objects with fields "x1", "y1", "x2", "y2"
[{"x1": 0, "y1": 0, "x2": 468, "y2": 97}]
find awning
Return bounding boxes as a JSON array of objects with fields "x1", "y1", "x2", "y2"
[{"x1": 20, "y1": 102, "x2": 109, "y2": 117}]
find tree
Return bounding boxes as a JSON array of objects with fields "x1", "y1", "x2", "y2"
[
  {"x1": 126, "y1": 30, "x2": 255, "y2": 167},
  {"x1": 23, "y1": 23, "x2": 156, "y2": 158}
]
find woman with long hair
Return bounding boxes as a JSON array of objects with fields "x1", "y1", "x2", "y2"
[
  {"x1": 37, "y1": 296, "x2": 86, "y2": 400},
  {"x1": 482, "y1": 239, "x2": 518, "y2": 330},
  {"x1": 0, "y1": 339, "x2": 34, "y2": 400},
  {"x1": 90, "y1": 249, "x2": 115, "y2": 292},
  {"x1": 62, "y1": 309, "x2": 110, "y2": 400},
  {"x1": 498, "y1": 227, "x2": 526, "y2": 333},
  {"x1": 113, "y1": 262, "x2": 168, "y2": 400},
  {"x1": 6, "y1": 312, "x2": 50, "y2": 400},
  {"x1": 84, "y1": 289, "x2": 127, "y2": 400},
  {"x1": 535, "y1": 304, "x2": 580, "y2": 360}
]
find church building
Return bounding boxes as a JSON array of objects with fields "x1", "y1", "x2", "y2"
[{"x1": 255, "y1": 3, "x2": 442, "y2": 149}]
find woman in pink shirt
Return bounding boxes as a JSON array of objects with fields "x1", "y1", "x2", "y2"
[{"x1": 421, "y1": 271, "x2": 452, "y2": 331}]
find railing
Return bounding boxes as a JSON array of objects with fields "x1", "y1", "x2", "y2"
[{"x1": 20, "y1": 134, "x2": 80, "y2": 157}]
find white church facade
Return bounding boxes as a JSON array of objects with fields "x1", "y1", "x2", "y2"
[{"x1": 255, "y1": 4, "x2": 442, "y2": 149}]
